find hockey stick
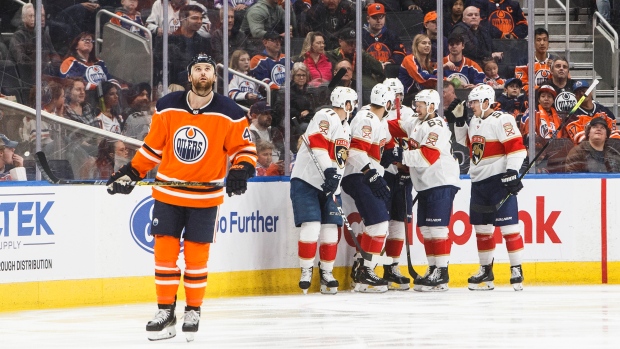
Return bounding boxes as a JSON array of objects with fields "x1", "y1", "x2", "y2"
[
  {"x1": 300, "y1": 136, "x2": 392, "y2": 265},
  {"x1": 35, "y1": 151, "x2": 224, "y2": 187},
  {"x1": 471, "y1": 78, "x2": 600, "y2": 213},
  {"x1": 328, "y1": 68, "x2": 347, "y2": 90},
  {"x1": 403, "y1": 190, "x2": 420, "y2": 279}
]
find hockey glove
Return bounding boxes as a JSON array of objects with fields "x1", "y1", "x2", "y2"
[
  {"x1": 226, "y1": 161, "x2": 255, "y2": 197},
  {"x1": 321, "y1": 168, "x2": 342, "y2": 197},
  {"x1": 397, "y1": 172, "x2": 411, "y2": 189},
  {"x1": 443, "y1": 98, "x2": 462, "y2": 124},
  {"x1": 501, "y1": 169, "x2": 523, "y2": 195},
  {"x1": 453, "y1": 100, "x2": 467, "y2": 127},
  {"x1": 106, "y1": 163, "x2": 142, "y2": 195},
  {"x1": 363, "y1": 169, "x2": 391, "y2": 202},
  {"x1": 379, "y1": 145, "x2": 403, "y2": 168}
]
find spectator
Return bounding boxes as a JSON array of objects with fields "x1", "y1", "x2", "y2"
[
  {"x1": 51, "y1": 1, "x2": 102, "y2": 56},
  {"x1": 362, "y1": 3, "x2": 406, "y2": 67},
  {"x1": 514, "y1": 28, "x2": 557, "y2": 91},
  {"x1": 229, "y1": 49, "x2": 261, "y2": 106},
  {"x1": 255, "y1": 139, "x2": 284, "y2": 176},
  {"x1": 284, "y1": 62, "x2": 320, "y2": 139},
  {"x1": 443, "y1": 32, "x2": 485, "y2": 88},
  {"x1": 248, "y1": 101, "x2": 284, "y2": 163},
  {"x1": 596, "y1": 0, "x2": 612, "y2": 22},
  {"x1": 422, "y1": 11, "x2": 448, "y2": 64},
  {"x1": 240, "y1": 0, "x2": 295, "y2": 40},
  {"x1": 451, "y1": 6, "x2": 502, "y2": 66},
  {"x1": 520, "y1": 84, "x2": 563, "y2": 139},
  {"x1": 23, "y1": 81, "x2": 64, "y2": 148},
  {"x1": 89, "y1": 138, "x2": 129, "y2": 179},
  {"x1": 122, "y1": 82, "x2": 152, "y2": 140},
  {"x1": 297, "y1": 31, "x2": 333, "y2": 85},
  {"x1": 473, "y1": 0, "x2": 528, "y2": 39},
  {"x1": 9, "y1": 3, "x2": 61, "y2": 78},
  {"x1": 332, "y1": 59, "x2": 355, "y2": 88},
  {"x1": 64, "y1": 77, "x2": 98, "y2": 128},
  {"x1": 326, "y1": 29, "x2": 385, "y2": 92},
  {"x1": 154, "y1": 4, "x2": 213, "y2": 86},
  {"x1": 565, "y1": 80, "x2": 620, "y2": 144},
  {"x1": 146, "y1": 0, "x2": 211, "y2": 38},
  {"x1": 303, "y1": 0, "x2": 355, "y2": 50},
  {"x1": 95, "y1": 81, "x2": 124, "y2": 134},
  {"x1": 565, "y1": 117, "x2": 620, "y2": 172},
  {"x1": 443, "y1": 80, "x2": 459, "y2": 109},
  {"x1": 0, "y1": 135, "x2": 25, "y2": 181},
  {"x1": 210, "y1": 7, "x2": 247, "y2": 64},
  {"x1": 59, "y1": 32, "x2": 116, "y2": 92},
  {"x1": 250, "y1": 31, "x2": 291, "y2": 91},
  {"x1": 110, "y1": 0, "x2": 146, "y2": 37},
  {"x1": 399, "y1": 33, "x2": 438, "y2": 95},
  {"x1": 482, "y1": 56, "x2": 504, "y2": 89},
  {"x1": 444, "y1": 0, "x2": 464, "y2": 35},
  {"x1": 541, "y1": 57, "x2": 576, "y2": 115},
  {"x1": 366, "y1": 0, "x2": 422, "y2": 12},
  {"x1": 496, "y1": 77, "x2": 527, "y2": 121}
]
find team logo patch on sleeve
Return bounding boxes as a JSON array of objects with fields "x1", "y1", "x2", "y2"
[
  {"x1": 362, "y1": 125, "x2": 372, "y2": 138},
  {"x1": 174, "y1": 126, "x2": 207, "y2": 164},
  {"x1": 334, "y1": 139, "x2": 349, "y2": 169},
  {"x1": 426, "y1": 132, "x2": 439, "y2": 146},
  {"x1": 471, "y1": 135, "x2": 486, "y2": 165},
  {"x1": 319, "y1": 120, "x2": 330, "y2": 135},
  {"x1": 503, "y1": 123, "x2": 515, "y2": 136}
]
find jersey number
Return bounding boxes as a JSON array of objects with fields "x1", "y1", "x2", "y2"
[
  {"x1": 242, "y1": 127, "x2": 252, "y2": 141},
  {"x1": 427, "y1": 119, "x2": 443, "y2": 127}
]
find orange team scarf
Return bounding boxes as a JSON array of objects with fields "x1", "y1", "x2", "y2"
[{"x1": 537, "y1": 105, "x2": 563, "y2": 139}]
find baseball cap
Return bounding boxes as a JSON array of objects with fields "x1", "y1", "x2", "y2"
[
  {"x1": 263, "y1": 31, "x2": 281, "y2": 41},
  {"x1": 572, "y1": 80, "x2": 590, "y2": 92},
  {"x1": 504, "y1": 78, "x2": 523, "y2": 88},
  {"x1": 538, "y1": 85, "x2": 557, "y2": 98},
  {"x1": 367, "y1": 3, "x2": 385, "y2": 17},
  {"x1": 339, "y1": 29, "x2": 356, "y2": 42},
  {"x1": 424, "y1": 11, "x2": 437, "y2": 24},
  {"x1": 447, "y1": 32, "x2": 464, "y2": 44},
  {"x1": 250, "y1": 101, "x2": 272, "y2": 115},
  {"x1": 0, "y1": 134, "x2": 18, "y2": 148}
]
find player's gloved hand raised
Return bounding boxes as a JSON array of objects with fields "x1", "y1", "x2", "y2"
[
  {"x1": 363, "y1": 169, "x2": 391, "y2": 202},
  {"x1": 501, "y1": 169, "x2": 523, "y2": 195},
  {"x1": 106, "y1": 164, "x2": 142, "y2": 195},
  {"x1": 226, "y1": 161, "x2": 255, "y2": 197},
  {"x1": 321, "y1": 168, "x2": 341, "y2": 197}
]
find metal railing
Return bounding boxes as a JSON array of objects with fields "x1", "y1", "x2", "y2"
[
  {"x1": 217, "y1": 64, "x2": 271, "y2": 112},
  {"x1": 95, "y1": 9, "x2": 152, "y2": 56},
  {"x1": 592, "y1": 11, "x2": 619, "y2": 118}
]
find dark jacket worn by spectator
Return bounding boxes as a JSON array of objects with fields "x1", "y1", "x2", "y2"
[
  {"x1": 303, "y1": 0, "x2": 356, "y2": 50},
  {"x1": 450, "y1": 21, "x2": 494, "y2": 66}
]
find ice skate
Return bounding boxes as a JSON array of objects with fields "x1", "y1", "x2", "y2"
[
  {"x1": 146, "y1": 304, "x2": 177, "y2": 341},
  {"x1": 182, "y1": 306, "x2": 200, "y2": 342},
  {"x1": 383, "y1": 263, "x2": 410, "y2": 290},
  {"x1": 350, "y1": 256, "x2": 362, "y2": 291},
  {"x1": 510, "y1": 265, "x2": 524, "y2": 291},
  {"x1": 421, "y1": 267, "x2": 449, "y2": 292},
  {"x1": 319, "y1": 263, "x2": 339, "y2": 295},
  {"x1": 357, "y1": 266, "x2": 388, "y2": 293},
  {"x1": 468, "y1": 260, "x2": 495, "y2": 291},
  {"x1": 299, "y1": 266, "x2": 313, "y2": 294},
  {"x1": 413, "y1": 265, "x2": 435, "y2": 292}
]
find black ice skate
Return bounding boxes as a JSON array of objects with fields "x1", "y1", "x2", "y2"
[
  {"x1": 319, "y1": 263, "x2": 339, "y2": 295},
  {"x1": 357, "y1": 266, "x2": 388, "y2": 293},
  {"x1": 421, "y1": 266, "x2": 449, "y2": 292},
  {"x1": 468, "y1": 260, "x2": 495, "y2": 291},
  {"x1": 146, "y1": 304, "x2": 177, "y2": 341},
  {"x1": 182, "y1": 306, "x2": 200, "y2": 342},
  {"x1": 510, "y1": 265, "x2": 524, "y2": 291},
  {"x1": 350, "y1": 255, "x2": 362, "y2": 290},
  {"x1": 413, "y1": 265, "x2": 435, "y2": 292},
  {"x1": 299, "y1": 266, "x2": 313, "y2": 294},
  {"x1": 383, "y1": 263, "x2": 410, "y2": 290}
]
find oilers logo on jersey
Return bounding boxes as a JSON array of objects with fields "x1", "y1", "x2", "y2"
[
  {"x1": 534, "y1": 69, "x2": 551, "y2": 86},
  {"x1": 471, "y1": 135, "x2": 485, "y2": 165},
  {"x1": 335, "y1": 139, "x2": 349, "y2": 169},
  {"x1": 555, "y1": 91, "x2": 577, "y2": 112},
  {"x1": 489, "y1": 10, "x2": 514, "y2": 36},
  {"x1": 174, "y1": 126, "x2": 207, "y2": 164},
  {"x1": 85, "y1": 65, "x2": 107, "y2": 86},
  {"x1": 447, "y1": 72, "x2": 470, "y2": 86},
  {"x1": 271, "y1": 64, "x2": 287, "y2": 87}
]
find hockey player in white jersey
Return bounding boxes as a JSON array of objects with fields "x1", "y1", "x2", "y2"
[
  {"x1": 377, "y1": 78, "x2": 416, "y2": 290},
  {"x1": 386, "y1": 89, "x2": 460, "y2": 291},
  {"x1": 290, "y1": 86, "x2": 357, "y2": 295},
  {"x1": 341, "y1": 83, "x2": 394, "y2": 293},
  {"x1": 454, "y1": 84, "x2": 527, "y2": 291}
]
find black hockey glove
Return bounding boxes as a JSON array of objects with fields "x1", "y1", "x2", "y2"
[
  {"x1": 226, "y1": 161, "x2": 255, "y2": 197},
  {"x1": 397, "y1": 172, "x2": 411, "y2": 189},
  {"x1": 106, "y1": 163, "x2": 142, "y2": 195},
  {"x1": 363, "y1": 169, "x2": 391, "y2": 202},
  {"x1": 501, "y1": 169, "x2": 523, "y2": 195},
  {"x1": 321, "y1": 168, "x2": 342, "y2": 197},
  {"x1": 379, "y1": 145, "x2": 403, "y2": 168}
]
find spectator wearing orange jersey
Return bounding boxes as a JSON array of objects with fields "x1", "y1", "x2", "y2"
[
  {"x1": 520, "y1": 85, "x2": 563, "y2": 139},
  {"x1": 565, "y1": 117, "x2": 620, "y2": 173},
  {"x1": 110, "y1": 0, "x2": 146, "y2": 37},
  {"x1": 514, "y1": 28, "x2": 557, "y2": 91}
]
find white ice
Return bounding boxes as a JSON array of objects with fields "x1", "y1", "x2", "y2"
[{"x1": 1, "y1": 285, "x2": 619, "y2": 348}]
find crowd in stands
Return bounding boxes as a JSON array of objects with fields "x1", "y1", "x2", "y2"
[{"x1": 1, "y1": 0, "x2": 620, "y2": 180}]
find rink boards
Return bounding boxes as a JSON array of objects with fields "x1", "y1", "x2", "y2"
[{"x1": 0, "y1": 175, "x2": 619, "y2": 311}]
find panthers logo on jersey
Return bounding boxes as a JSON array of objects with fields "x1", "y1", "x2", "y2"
[
  {"x1": 334, "y1": 138, "x2": 349, "y2": 169},
  {"x1": 173, "y1": 126, "x2": 207, "y2": 164},
  {"x1": 471, "y1": 135, "x2": 486, "y2": 165}
]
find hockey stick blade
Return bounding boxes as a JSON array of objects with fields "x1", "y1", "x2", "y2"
[
  {"x1": 471, "y1": 78, "x2": 600, "y2": 213},
  {"x1": 328, "y1": 68, "x2": 347, "y2": 90},
  {"x1": 35, "y1": 151, "x2": 224, "y2": 187}
]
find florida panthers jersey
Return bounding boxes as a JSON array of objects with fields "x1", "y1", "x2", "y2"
[
  {"x1": 291, "y1": 108, "x2": 351, "y2": 191},
  {"x1": 131, "y1": 91, "x2": 257, "y2": 208},
  {"x1": 388, "y1": 115, "x2": 460, "y2": 191},
  {"x1": 344, "y1": 108, "x2": 388, "y2": 177},
  {"x1": 455, "y1": 110, "x2": 526, "y2": 182},
  {"x1": 383, "y1": 104, "x2": 415, "y2": 175}
]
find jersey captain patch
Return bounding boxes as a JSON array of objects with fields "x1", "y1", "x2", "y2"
[
  {"x1": 174, "y1": 126, "x2": 207, "y2": 164},
  {"x1": 471, "y1": 135, "x2": 486, "y2": 165}
]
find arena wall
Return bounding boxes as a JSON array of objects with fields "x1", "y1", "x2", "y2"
[{"x1": 1, "y1": 175, "x2": 618, "y2": 312}]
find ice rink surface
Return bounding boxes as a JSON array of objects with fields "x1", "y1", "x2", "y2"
[{"x1": 1, "y1": 285, "x2": 619, "y2": 349}]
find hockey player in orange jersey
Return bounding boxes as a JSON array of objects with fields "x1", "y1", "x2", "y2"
[{"x1": 106, "y1": 54, "x2": 257, "y2": 342}]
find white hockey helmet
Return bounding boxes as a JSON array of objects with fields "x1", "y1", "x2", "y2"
[
  {"x1": 414, "y1": 89, "x2": 440, "y2": 114},
  {"x1": 370, "y1": 83, "x2": 395, "y2": 110},
  {"x1": 468, "y1": 84, "x2": 496, "y2": 108},
  {"x1": 330, "y1": 86, "x2": 358, "y2": 113},
  {"x1": 383, "y1": 78, "x2": 404, "y2": 95}
]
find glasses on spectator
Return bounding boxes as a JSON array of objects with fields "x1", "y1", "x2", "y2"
[
  {"x1": 81, "y1": 38, "x2": 95, "y2": 44},
  {"x1": 294, "y1": 74, "x2": 307, "y2": 78}
]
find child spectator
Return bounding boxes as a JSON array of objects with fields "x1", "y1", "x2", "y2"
[
  {"x1": 229, "y1": 49, "x2": 260, "y2": 106},
  {"x1": 255, "y1": 139, "x2": 284, "y2": 176},
  {"x1": 520, "y1": 85, "x2": 563, "y2": 139},
  {"x1": 496, "y1": 78, "x2": 527, "y2": 121},
  {"x1": 110, "y1": 0, "x2": 146, "y2": 37},
  {"x1": 482, "y1": 57, "x2": 504, "y2": 89}
]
